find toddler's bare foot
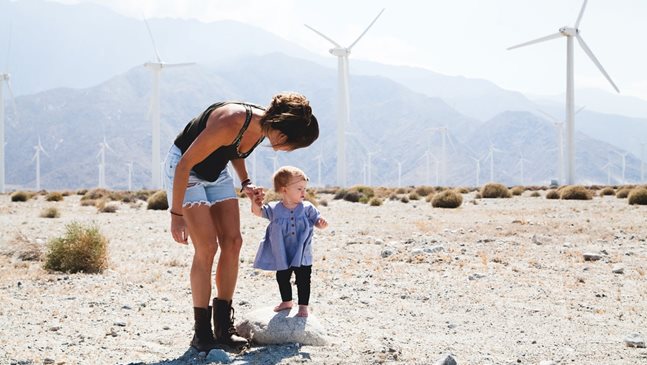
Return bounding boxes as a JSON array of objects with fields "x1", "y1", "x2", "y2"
[
  {"x1": 273, "y1": 301, "x2": 293, "y2": 312},
  {"x1": 295, "y1": 305, "x2": 308, "y2": 317}
]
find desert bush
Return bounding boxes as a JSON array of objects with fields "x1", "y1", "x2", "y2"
[
  {"x1": 333, "y1": 189, "x2": 347, "y2": 200},
  {"x1": 359, "y1": 196, "x2": 369, "y2": 204},
  {"x1": 408, "y1": 192, "x2": 420, "y2": 200},
  {"x1": 263, "y1": 190, "x2": 282, "y2": 204},
  {"x1": 350, "y1": 185, "x2": 375, "y2": 199},
  {"x1": 61, "y1": 191, "x2": 72, "y2": 197},
  {"x1": 82, "y1": 188, "x2": 110, "y2": 201},
  {"x1": 45, "y1": 192, "x2": 64, "y2": 202},
  {"x1": 44, "y1": 222, "x2": 108, "y2": 274},
  {"x1": 319, "y1": 199, "x2": 328, "y2": 207},
  {"x1": 431, "y1": 190, "x2": 463, "y2": 208},
  {"x1": 400, "y1": 195, "x2": 410, "y2": 203},
  {"x1": 76, "y1": 189, "x2": 88, "y2": 195},
  {"x1": 415, "y1": 186, "x2": 435, "y2": 197},
  {"x1": 147, "y1": 191, "x2": 169, "y2": 210},
  {"x1": 628, "y1": 188, "x2": 647, "y2": 205},
  {"x1": 388, "y1": 193, "x2": 398, "y2": 201},
  {"x1": 546, "y1": 190, "x2": 560, "y2": 199},
  {"x1": 40, "y1": 207, "x2": 60, "y2": 218},
  {"x1": 369, "y1": 197, "x2": 383, "y2": 206},
  {"x1": 457, "y1": 187, "x2": 470, "y2": 194},
  {"x1": 98, "y1": 204, "x2": 118, "y2": 213},
  {"x1": 396, "y1": 187, "x2": 408, "y2": 194},
  {"x1": 599, "y1": 187, "x2": 615, "y2": 196},
  {"x1": 511, "y1": 186, "x2": 525, "y2": 196},
  {"x1": 474, "y1": 193, "x2": 482, "y2": 199},
  {"x1": 530, "y1": 191, "x2": 541, "y2": 198},
  {"x1": 425, "y1": 193, "x2": 435, "y2": 202},
  {"x1": 11, "y1": 191, "x2": 30, "y2": 202},
  {"x1": 80, "y1": 199, "x2": 96, "y2": 207},
  {"x1": 481, "y1": 183, "x2": 511, "y2": 198},
  {"x1": 343, "y1": 191, "x2": 361, "y2": 203},
  {"x1": 135, "y1": 190, "x2": 156, "y2": 201},
  {"x1": 616, "y1": 187, "x2": 632, "y2": 199},
  {"x1": 560, "y1": 185, "x2": 592, "y2": 200}
]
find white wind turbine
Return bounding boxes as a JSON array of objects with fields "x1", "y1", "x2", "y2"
[
  {"x1": 486, "y1": 143, "x2": 505, "y2": 182},
  {"x1": 313, "y1": 154, "x2": 324, "y2": 187},
  {"x1": 537, "y1": 106, "x2": 585, "y2": 185},
  {"x1": 97, "y1": 137, "x2": 115, "y2": 188},
  {"x1": 126, "y1": 162, "x2": 133, "y2": 191},
  {"x1": 509, "y1": 0, "x2": 619, "y2": 185},
  {"x1": 32, "y1": 137, "x2": 48, "y2": 190},
  {"x1": 143, "y1": 17, "x2": 195, "y2": 189},
  {"x1": 612, "y1": 150, "x2": 628, "y2": 185},
  {"x1": 305, "y1": 8, "x2": 385, "y2": 187},
  {"x1": 429, "y1": 127, "x2": 449, "y2": 186},
  {"x1": 394, "y1": 159, "x2": 403, "y2": 188},
  {"x1": 1, "y1": 32, "x2": 17, "y2": 194},
  {"x1": 601, "y1": 159, "x2": 614, "y2": 185},
  {"x1": 470, "y1": 155, "x2": 485, "y2": 187},
  {"x1": 515, "y1": 151, "x2": 531, "y2": 186},
  {"x1": 420, "y1": 150, "x2": 439, "y2": 186}
]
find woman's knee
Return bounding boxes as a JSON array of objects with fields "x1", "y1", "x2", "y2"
[
  {"x1": 219, "y1": 233, "x2": 243, "y2": 254},
  {"x1": 193, "y1": 241, "x2": 218, "y2": 263}
]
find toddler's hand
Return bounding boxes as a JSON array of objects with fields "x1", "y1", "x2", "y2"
[{"x1": 315, "y1": 217, "x2": 328, "y2": 229}]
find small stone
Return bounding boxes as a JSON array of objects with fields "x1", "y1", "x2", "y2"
[
  {"x1": 424, "y1": 245, "x2": 445, "y2": 254},
  {"x1": 114, "y1": 321, "x2": 127, "y2": 327},
  {"x1": 563, "y1": 242, "x2": 572, "y2": 248},
  {"x1": 434, "y1": 353, "x2": 457, "y2": 365},
  {"x1": 381, "y1": 248, "x2": 394, "y2": 258},
  {"x1": 49, "y1": 326, "x2": 61, "y2": 332},
  {"x1": 468, "y1": 273, "x2": 486, "y2": 281},
  {"x1": 583, "y1": 253, "x2": 602, "y2": 261},
  {"x1": 43, "y1": 359, "x2": 55, "y2": 364},
  {"x1": 612, "y1": 266, "x2": 624, "y2": 274},
  {"x1": 162, "y1": 326, "x2": 170, "y2": 330},
  {"x1": 624, "y1": 333, "x2": 646, "y2": 348},
  {"x1": 205, "y1": 349, "x2": 230, "y2": 363},
  {"x1": 122, "y1": 305, "x2": 132, "y2": 310},
  {"x1": 374, "y1": 239, "x2": 384, "y2": 245}
]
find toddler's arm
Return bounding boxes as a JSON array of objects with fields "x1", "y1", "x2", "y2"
[
  {"x1": 251, "y1": 189, "x2": 263, "y2": 217},
  {"x1": 315, "y1": 216, "x2": 328, "y2": 229}
]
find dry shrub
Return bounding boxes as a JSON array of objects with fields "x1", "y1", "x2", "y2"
[
  {"x1": 396, "y1": 187, "x2": 408, "y2": 194},
  {"x1": 599, "y1": 187, "x2": 615, "y2": 196},
  {"x1": 457, "y1": 187, "x2": 470, "y2": 194},
  {"x1": 415, "y1": 186, "x2": 435, "y2": 196},
  {"x1": 2, "y1": 232, "x2": 42, "y2": 261},
  {"x1": 99, "y1": 204, "x2": 119, "y2": 213},
  {"x1": 546, "y1": 190, "x2": 560, "y2": 199},
  {"x1": 147, "y1": 191, "x2": 169, "y2": 210},
  {"x1": 135, "y1": 190, "x2": 156, "y2": 201},
  {"x1": 45, "y1": 192, "x2": 64, "y2": 202},
  {"x1": 359, "y1": 196, "x2": 369, "y2": 204},
  {"x1": 319, "y1": 199, "x2": 328, "y2": 207},
  {"x1": 388, "y1": 193, "x2": 398, "y2": 201},
  {"x1": 44, "y1": 222, "x2": 108, "y2": 274},
  {"x1": 628, "y1": 188, "x2": 647, "y2": 205},
  {"x1": 408, "y1": 192, "x2": 420, "y2": 200},
  {"x1": 400, "y1": 195, "x2": 410, "y2": 203},
  {"x1": 530, "y1": 191, "x2": 541, "y2": 198},
  {"x1": 369, "y1": 197, "x2": 383, "y2": 206},
  {"x1": 474, "y1": 193, "x2": 482, "y2": 199},
  {"x1": 481, "y1": 183, "x2": 511, "y2": 198},
  {"x1": 40, "y1": 207, "x2": 60, "y2": 218},
  {"x1": 616, "y1": 187, "x2": 632, "y2": 199},
  {"x1": 76, "y1": 189, "x2": 88, "y2": 195},
  {"x1": 431, "y1": 190, "x2": 463, "y2": 208},
  {"x1": 333, "y1": 189, "x2": 347, "y2": 200},
  {"x1": 560, "y1": 185, "x2": 592, "y2": 200},
  {"x1": 61, "y1": 191, "x2": 72, "y2": 197},
  {"x1": 511, "y1": 186, "x2": 525, "y2": 196},
  {"x1": 424, "y1": 193, "x2": 435, "y2": 202},
  {"x1": 343, "y1": 190, "x2": 361, "y2": 203},
  {"x1": 80, "y1": 199, "x2": 96, "y2": 207},
  {"x1": 82, "y1": 188, "x2": 111, "y2": 201},
  {"x1": 11, "y1": 191, "x2": 30, "y2": 202}
]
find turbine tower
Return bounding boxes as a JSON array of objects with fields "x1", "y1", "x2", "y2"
[
  {"x1": 395, "y1": 159, "x2": 403, "y2": 188},
  {"x1": 470, "y1": 156, "x2": 483, "y2": 187},
  {"x1": 32, "y1": 137, "x2": 48, "y2": 190},
  {"x1": 305, "y1": 8, "x2": 385, "y2": 187},
  {"x1": 508, "y1": 0, "x2": 619, "y2": 185},
  {"x1": 313, "y1": 154, "x2": 323, "y2": 187},
  {"x1": 538, "y1": 106, "x2": 585, "y2": 185},
  {"x1": 486, "y1": 144, "x2": 504, "y2": 182},
  {"x1": 613, "y1": 150, "x2": 628, "y2": 185},
  {"x1": 0, "y1": 74, "x2": 17, "y2": 194},
  {"x1": 126, "y1": 162, "x2": 133, "y2": 191},
  {"x1": 143, "y1": 18, "x2": 195, "y2": 189},
  {"x1": 97, "y1": 137, "x2": 114, "y2": 188}
]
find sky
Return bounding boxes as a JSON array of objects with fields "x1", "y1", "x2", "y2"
[{"x1": 49, "y1": 0, "x2": 647, "y2": 102}]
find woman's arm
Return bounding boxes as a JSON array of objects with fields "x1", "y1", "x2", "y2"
[
  {"x1": 170, "y1": 108, "x2": 241, "y2": 244},
  {"x1": 231, "y1": 158, "x2": 249, "y2": 185}
]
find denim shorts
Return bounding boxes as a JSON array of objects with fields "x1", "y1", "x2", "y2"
[{"x1": 164, "y1": 145, "x2": 237, "y2": 208}]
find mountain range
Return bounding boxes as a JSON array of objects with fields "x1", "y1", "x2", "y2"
[{"x1": 1, "y1": 0, "x2": 646, "y2": 189}]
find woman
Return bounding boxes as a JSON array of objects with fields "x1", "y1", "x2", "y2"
[{"x1": 164, "y1": 92, "x2": 319, "y2": 352}]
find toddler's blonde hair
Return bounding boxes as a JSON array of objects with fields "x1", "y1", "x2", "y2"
[{"x1": 272, "y1": 166, "x2": 309, "y2": 192}]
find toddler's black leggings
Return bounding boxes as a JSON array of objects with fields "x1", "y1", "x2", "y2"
[{"x1": 276, "y1": 265, "x2": 312, "y2": 305}]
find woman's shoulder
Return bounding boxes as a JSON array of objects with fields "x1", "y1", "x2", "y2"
[{"x1": 206, "y1": 103, "x2": 247, "y2": 129}]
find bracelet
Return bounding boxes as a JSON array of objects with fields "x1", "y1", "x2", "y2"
[
  {"x1": 240, "y1": 178, "x2": 252, "y2": 193},
  {"x1": 170, "y1": 210, "x2": 183, "y2": 217}
]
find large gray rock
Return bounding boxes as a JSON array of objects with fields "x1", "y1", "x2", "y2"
[{"x1": 236, "y1": 306, "x2": 329, "y2": 346}]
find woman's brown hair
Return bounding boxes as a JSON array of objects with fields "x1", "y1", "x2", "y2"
[{"x1": 260, "y1": 92, "x2": 319, "y2": 150}]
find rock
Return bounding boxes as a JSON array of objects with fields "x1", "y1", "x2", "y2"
[
  {"x1": 114, "y1": 320, "x2": 127, "y2": 327},
  {"x1": 236, "y1": 306, "x2": 328, "y2": 346},
  {"x1": 612, "y1": 266, "x2": 624, "y2": 274},
  {"x1": 424, "y1": 245, "x2": 445, "y2": 254},
  {"x1": 468, "y1": 273, "x2": 486, "y2": 281},
  {"x1": 43, "y1": 359, "x2": 55, "y2": 364},
  {"x1": 205, "y1": 349, "x2": 231, "y2": 363},
  {"x1": 374, "y1": 239, "x2": 384, "y2": 245},
  {"x1": 434, "y1": 353, "x2": 457, "y2": 365},
  {"x1": 381, "y1": 248, "x2": 395, "y2": 258},
  {"x1": 624, "y1": 333, "x2": 646, "y2": 348},
  {"x1": 583, "y1": 253, "x2": 602, "y2": 261}
]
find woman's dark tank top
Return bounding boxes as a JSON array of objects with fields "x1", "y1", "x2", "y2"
[{"x1": 173, "y1": 101, "x2": 265, "y2": 182}]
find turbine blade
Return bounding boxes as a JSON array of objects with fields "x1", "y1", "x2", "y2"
[
  {"x1": 536, "y1": 109, "x2": 560, "y2": 122},
  {"x1": 163, "y1": 62, "x2": 196, "y2": 68},
  {"x1": 143, "y1": 17, "x2": 163, "y2": 63},
  {"x1": 575, "y1": 105, "x2": 586, "y2": 115},
  {"x1": 304, "y1": 24, "x2": 342, "y2": 48},
  {"x1": 576, "y1": 34, "x2": 620, "y2": 93},
  {"x1": 348, "y1": 8, "x2": 385, "y2": 50},
  {"x1": 507, "y1": 32, "x2": 563, "y2": 51},
  {"x1": 575, "y1": 0, "x2": 588, "y2": 29}
]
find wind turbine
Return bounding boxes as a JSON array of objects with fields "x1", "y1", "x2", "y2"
[
  {"x1": 367, "y1": 150, "x2": 380, "y2": 186},
  {"x1": 268, "y1": 154, "x2": 278, "y2": 175},
  {"x1": 97, "y1": 137, "x2": 115, "y2": 188},
  {"x1": 470, "y1": 155, "x2": 484, "y2": 187},
  {"x1": 126, "y1": 162, "x2": 133, "y2": 191},
  {"x1": 313, "y1": 154, "x2": 324, "y2": 187},
  {"x1": 537, "y1": 106, "x2": 585, "y2": 185},
  {"x1": 1, "y1": 33, "x2": 17, "y2": 194},
  {"x1": 486, "y1": 144, "x2": 505, "y2": 182},
  {"x1": 143, "y1": 17, "x2": 195, "y2": 189},
  {"x1": 515, "y1": 151, "x2": 531, "y2": 186},
  {"x1": 395, "y1": 159, "x2": 403, "y2": 188},
  {"x1": 32, "y1": 137, "x2": 48, "y2": 190},
  {"x1": 601, "y1": 159, "x2": 614, "y2": 185},
  {"x1": 612, "y1": 150, "x2": 628, "y2": 185},
  {"x1": 429, "y1": 127, "x2": 449, "y2": 186},
  {"x1": 305, "y1": 8, "x2": 385, "y2": 187},
  {"x1": 508, "y1": 0, "x2": 619, "y2": 185}
]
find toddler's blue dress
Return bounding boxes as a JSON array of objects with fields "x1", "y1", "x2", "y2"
[{"x1": 253, "y1": 201, "x2": 321, "y2": 271}]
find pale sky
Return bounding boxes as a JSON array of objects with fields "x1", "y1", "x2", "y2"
[{"x1": 52, "y1": 0, "x2": 647, "y2": 102}]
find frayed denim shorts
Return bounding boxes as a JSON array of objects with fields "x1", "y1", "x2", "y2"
[{"x1": 164, "y1": 145, "x2": 237, "y2": 208}]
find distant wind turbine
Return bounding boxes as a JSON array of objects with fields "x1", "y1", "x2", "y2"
[
  {"x1": 486, "y1": 144, "x2": 505, "y2": 182},
  {"x1": 395, "y1": 159, "x2": 403, "y2": 188},
  {"x1": 97, "y1": 137, "x2": 115, "y2": 188},
  {"x1": 313, "y1": 154, "x2": 324, "y2": 187},
  {"x1": 515, "y1": 151, "x2": 531, "y2": 186},
  {"x1": 601, "y1": 159, "x2": 614, "y2": 185},
  {"x1": 537, "y1": 106, "x2": 585, "y2": 185},
  {"x1": 143, "y1": 17, "x2": 195, "y2": 189},
  {"x1": 126, "y1": 162, "x2": 133, "y2": 191},
  {"x1": 0, "y1": 29, "x2": 17, "y2": 194},
  {"x1": 305, "y1": 8, "x2": 385, "y2": 187},
  {"x1": 509, "y1": 0, "x2": 620, "y2": 185},
  {"x1": 612, "y1": 150, "x2": 628, "y2": 185},
  {"x1": 32, "y1": 137, "x2": 48, "y2": 190},
  {"x1": 470, "y1": 155, "x2": 485, "y2": 187}
]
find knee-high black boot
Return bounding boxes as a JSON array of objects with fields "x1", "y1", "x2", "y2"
[
  {"x1": 190, "y1": 306, "x2": 218, "y2": 353},
  {"x1": 213, "y1": 299, "x2": 249, "y2": 350}
]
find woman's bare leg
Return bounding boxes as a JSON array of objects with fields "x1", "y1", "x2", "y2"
[
  {"x1": 184, "y1": 205, "x2": 219, "y2": 308},
  {"x1": 209, "y1": 199, "x2": 242, "y2": 301}
]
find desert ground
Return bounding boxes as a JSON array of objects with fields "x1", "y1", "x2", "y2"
[{"x1": 1, "y1": 189, "x2": 646, "y2": 365}]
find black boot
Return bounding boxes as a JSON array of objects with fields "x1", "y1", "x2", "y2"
[
  {"x1": 190, "y1": 306, "x2": 218, "y2": 353},
  {"x1": 213, "y1": 298, "x2": 249, "y2": 351}
]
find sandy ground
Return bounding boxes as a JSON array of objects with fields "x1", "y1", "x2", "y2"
[{"x1": 1, "y1": 191, "x2": 646, "y2": 365}]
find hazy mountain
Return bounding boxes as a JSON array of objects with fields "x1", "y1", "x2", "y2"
[{"x1": 532, "y1": 88, "x2": 647, "y2": 120}]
